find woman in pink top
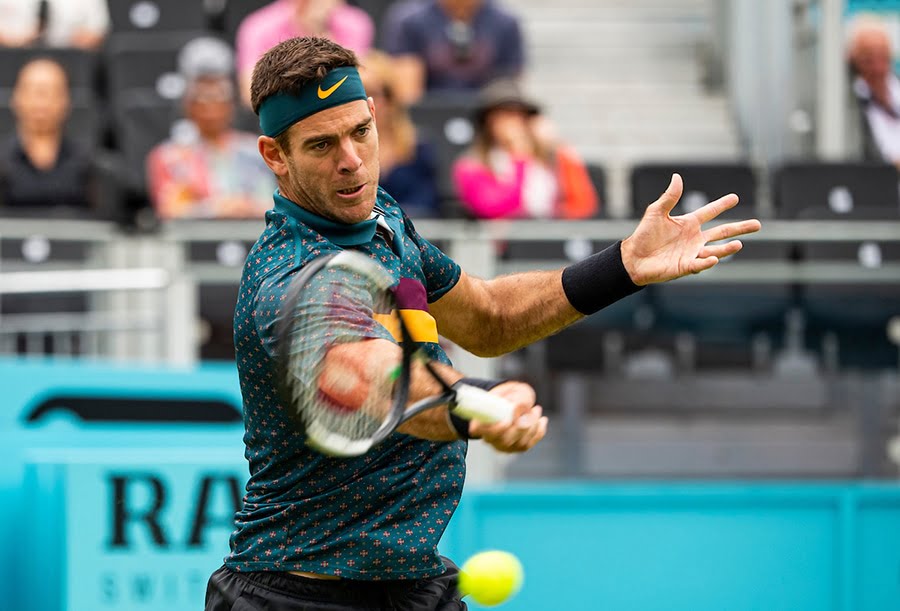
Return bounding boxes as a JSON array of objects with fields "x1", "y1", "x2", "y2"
[
  {"x1": 236, "y1": 0, "x2": 375, "y2": 106},
  {"x1": 452, "y1": 79, "x2": 599, "y2": 220}
]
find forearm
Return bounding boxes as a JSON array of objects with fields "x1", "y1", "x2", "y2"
[
  {"x1": 437, "y1": 270, "x2": 583, "y2": 357},
  {"x1": 433, "y1": 243, "x2": 642, "y2": 357},
  {"x1": 395, "y1": 361, "x2": 464, "y2": 441}
]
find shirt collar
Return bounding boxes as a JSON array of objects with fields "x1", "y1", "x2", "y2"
[{"x1": 273, "y1": 190, "x2": 389, "y2": 247}]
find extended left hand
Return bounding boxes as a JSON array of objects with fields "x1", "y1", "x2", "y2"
[{"x1": 621, "y1": 173, "x2": 761, "y2": 286}]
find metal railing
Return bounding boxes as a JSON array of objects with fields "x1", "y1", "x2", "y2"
[{"x1": 3, "y1": 216, "x2": 900, "y2": 367}]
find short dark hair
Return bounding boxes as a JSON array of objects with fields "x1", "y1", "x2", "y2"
[{"x1": 250, "y1": 37, "x2": 359, "y2": 115}]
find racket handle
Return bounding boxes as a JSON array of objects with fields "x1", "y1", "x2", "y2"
[{"x1": 451, "y1": 383, "x2": 516, "y2": 423}]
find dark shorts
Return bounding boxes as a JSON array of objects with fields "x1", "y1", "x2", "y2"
[{"x1": 205, "y1": 559, "x2": 467, "y2": 611}]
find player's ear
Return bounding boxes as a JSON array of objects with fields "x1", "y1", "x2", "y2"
[
  {"x1": 367, "y1": 96, "x2": 377, "y2": 126},
  {"x1": 258, "y1": 135, "x2": 289, "y2": 177}
]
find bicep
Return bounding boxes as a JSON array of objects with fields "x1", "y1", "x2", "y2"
[{"x1": 430, "y1": 271, "x2": 494, "y2": 352}]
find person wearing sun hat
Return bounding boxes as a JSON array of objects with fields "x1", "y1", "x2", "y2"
[{"x1": 452, "y1": 78, "x2": 600, "y2": 219}]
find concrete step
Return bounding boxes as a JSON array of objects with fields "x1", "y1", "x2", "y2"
[
  {"x1": 541, "y1": 101, "x2": 733, "y2": 124},
  {"x1": 530, "y1": 59, "x2": 703, "y2": 83},
  {"x1": 513, "y1": 0, "x2": 711, "y2": 10},
  {"x1": 573, "y1": 142, "x2": 743, "y2": 164},
  {"x1": 526, "y1": 20, "x2": 707, "y2": 44},
  {"x1": 520, "y1": 79, "x2": 706, "y2": 97},
  {"x1": 521, "y1": 6, "x2": 711, "y2": 22}
]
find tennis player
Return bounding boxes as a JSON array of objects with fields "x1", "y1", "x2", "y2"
[{"x1": 205, "y1": 36, "x2": 761, "y2": 610}]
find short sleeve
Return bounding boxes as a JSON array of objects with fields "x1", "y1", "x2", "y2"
[{"x1": 402, "y1": 214, "x2": 461, "y2": 302}]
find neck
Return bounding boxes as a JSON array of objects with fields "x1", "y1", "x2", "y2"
[{"x1": 19, "y1": 126, "x2": 62, "y2": 142}]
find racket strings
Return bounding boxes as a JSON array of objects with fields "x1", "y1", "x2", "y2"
[{"x1": 283, "y1": 262, "x2": 401, "y2": 453}]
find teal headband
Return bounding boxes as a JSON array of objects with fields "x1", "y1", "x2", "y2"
[{"x1": 258, "y1": 66, "x2": 368, "y2": 137}]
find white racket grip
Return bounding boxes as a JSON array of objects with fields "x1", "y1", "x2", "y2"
[{"x1": 451, "y1": 384, "x2": 516, "y2": 424}]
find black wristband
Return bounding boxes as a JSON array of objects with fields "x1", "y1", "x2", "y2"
[
  {"x1": 561, "y1": 240, "x2": 643, "y2": 315},
  {"x1": 448, "y1": 377, "x2": 508, "y2": 440}
]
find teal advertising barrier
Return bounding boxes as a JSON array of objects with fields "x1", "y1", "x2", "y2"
[
  {"x1": 0, "y1": 358, "x2": 246, "y2": 611},
  {"x1": 2, "y1": 359, "x2": 900, "y2": 611},
  {"x1": 444, "y1": 484, "x2": 900, "y2": 611}
]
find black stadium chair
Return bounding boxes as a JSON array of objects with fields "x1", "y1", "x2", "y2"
[
  {"x1": 104, "y1": 32, "x2": 203, "y2": 100},
  {"x1": 107, "y1": 0, "x2": 207, "y2": 33},
  {"x1": 796, "y1": 206, "x2": 900, "y2": 369},
  {"x1": 652, "y1": 240, "x2": 794, "y2": 369},
  {"x1": 408, "y1": 93, "x2": 479, "y2": 216},
  {"x1": 585, "y1": 162, "x2": 607, "y2": 215},
  {"x1": 0, "y1": 47, "x2": 99, "y2": 92},
  {"x1": 772, "y1": 161, "x2": 900, "y2": 219},
  {"x1": 630, "y1": 162, "x2": 757, "y2": 219},
  {"x1": 111, "y1": 92, "x2": 180, "y2": 184}
]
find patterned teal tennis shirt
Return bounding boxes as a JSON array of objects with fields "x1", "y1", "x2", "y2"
[{"x1": 225, "y1": 188, "x2": 464, "y2": 579}]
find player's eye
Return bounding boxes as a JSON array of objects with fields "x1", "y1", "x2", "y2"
[
  {"x1": 356, "y1": 126, "x2": 370, "y2": 138},
  {"x1": 311, "y1": 141, "x2": 329, "y2": 151}
]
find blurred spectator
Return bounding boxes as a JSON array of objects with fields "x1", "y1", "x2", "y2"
[
  {"x1": 146, "y1": 37, "x2": 275, "y2": 220},
  {"x1": 452, "y1": 79, "x2": 598, "y2": 219},
  {"x1": 360, "y1": 51, "x2": 440, "y2": 218},
  {"x1": 383, "y1": 0, "x2": 525, "y2": 104},
  {"x1": 0, "y1": 58, "x2": 96, "y2": 213},
  {"x1": 236, "y1": 0, "x2": 374, "y2": 106},
  {"x1": 0, "y1": 0, "x2": 109, "y2": 49},
  {"x1": 847, "y1": 15, "x2": 900, "y2": 167}
]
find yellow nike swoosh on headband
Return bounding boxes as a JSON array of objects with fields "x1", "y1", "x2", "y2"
[{"x1": 317, "y1": 76, "x2": 349, "y2": 99}]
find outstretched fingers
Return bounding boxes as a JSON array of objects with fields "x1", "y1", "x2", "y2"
[
  {"x1": 691, "y1": 193, "x2": 741, "y2": 224},
  {"x1": 698, "y1": 240, "x2": 743, "y2": 260},
  {"x1": 702, "y1": 219, "x2": 761, "y2": 243}
]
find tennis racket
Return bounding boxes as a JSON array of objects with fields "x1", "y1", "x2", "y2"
[{"x1": 276, "y1": 250, "x2": 515, "y2": 457}]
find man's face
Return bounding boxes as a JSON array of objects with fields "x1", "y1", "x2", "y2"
[
  {"x1": 11, "y1": 60, "x2": 70, "y2": 134},
  {"x1": 185, "y1": 77, "x2": 235, "y2": 139},
  {"x1": 854, "y1": 31, "x2": 893, "y2": 83},
  {"x1": 279, "y1": 98, "x2": 380, "y2": 224}
]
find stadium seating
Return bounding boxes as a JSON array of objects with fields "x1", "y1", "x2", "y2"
[
  {"x1": 630, "y1": 162, "x2": 758, "y2": 219},
  {"x1": 408, "y1": 92, "x2": 479, "y2": 217},
  {"x1": 107, "y1": 0, "x2": 208, "y2": 34},
  {"x1": 585, "y1": 162, "x2": 608, "y2": 217},
  {"x1": 772, "y1": 161, "x2": 900, "y2": 219},
  {"x1": 104, "y1": 31, "x2": 204, "y2": 99},
  {"x1": 652, "y1": 240, "x2": 794, "y2": 370},
  {"x1": 0, "y1": 46, "x2": 98, "y2": 92},
  {"x1": 796, "y1": 206, "x2": 900, "y2": 370},
  {"x1": 110, "y1": 91, "x2": 180, "y2": 185}
]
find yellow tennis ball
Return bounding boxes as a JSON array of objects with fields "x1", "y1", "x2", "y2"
[{"x1": 458, "y1": 550, "x2": 524, "y2": 607}]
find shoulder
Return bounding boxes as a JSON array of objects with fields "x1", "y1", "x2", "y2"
[
  {"x1": 376, "y1": 186, "x2": 404, "y2": 216},
  {"x1": 481, "y1": 2, "x2": 521, "y2": 30}
]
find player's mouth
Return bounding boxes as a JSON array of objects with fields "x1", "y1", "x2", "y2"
[{"x1": 336, "y1": 184, "x2": 366, "y2": 198}]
